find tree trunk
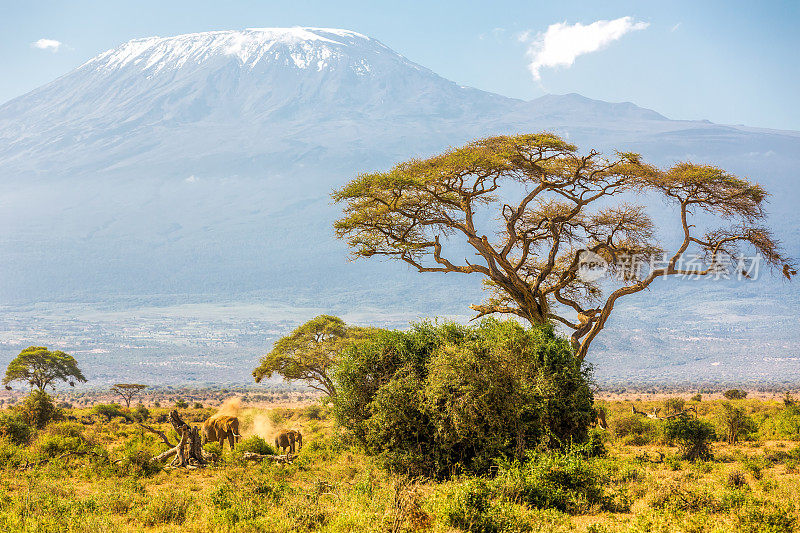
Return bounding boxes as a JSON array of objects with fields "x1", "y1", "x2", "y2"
[
  {"x1": 142, "y1": 410, "x2": 206, "y2": 467},
  {"x1": 169, "y1": 409, "x2": 205, "y2": 467}
]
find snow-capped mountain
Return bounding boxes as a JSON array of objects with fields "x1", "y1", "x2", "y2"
[
  {"x1": 0, "y1": 28, "x2": 798, "y2": 385},
  {"x1": 0, "y1": 28, "x2": 510, "y2": 178}
]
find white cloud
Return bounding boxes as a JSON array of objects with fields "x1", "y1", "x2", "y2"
[
  {"x1": 479, "y1": 27, "x2": 507, "y2": 41},
  {"x1": 522, "y1": 17, "x2": 649, "y2": 80},
  {"x1": 32, "y1": 38, "x2": 62, "y2": 52}
]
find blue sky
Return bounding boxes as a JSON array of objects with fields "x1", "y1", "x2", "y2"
[{"x1": 2, "y1": 0, "x2": 798, "y2": 130}]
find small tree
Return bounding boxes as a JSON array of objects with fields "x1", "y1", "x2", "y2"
[
  {"x1": 110, "y1": 383, "x2": 147, "y2": 408},
  {"x1": 20, "y1": 390, "x2": 62, "y2": 428},
  {"x1": 723, "y1": 389, "x2": 748, "y2": 400},
  {"x1": 663, "y1": 397, "x2": 686, "y2": 415},
  {"x1": 716, "y1": 402, "x2": 755, "y2": 444},
  {"x1": 665, "y1": 417, "x2": 715, "y2": 461},
  {"x1": 93, "y1": 403, "x2": 126, "y2": 421},
  {"x1": 3, "y1": 347, "x2": 86, "y2": 392},
  {"x1": 253, "y1": 315, "x2": 372, "y2": 398}
]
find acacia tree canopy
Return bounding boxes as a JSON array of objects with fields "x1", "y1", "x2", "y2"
[
  {"x1": 333, "y1": 133, "x2": 795, "y2": 362},
  {"x1": 253, "y1": 315, "x2": 372, "y2": 397},
  {"x1": 3, "y1": 346, "x2": 87, "y2": 391},
  {"x1": 111, "y1": 383, "x2": 147, "y2": 408}
]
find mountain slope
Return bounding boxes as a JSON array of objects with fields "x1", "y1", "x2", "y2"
[{"x1": 0, "y1": 28, "x2": 797, "y2": 385}]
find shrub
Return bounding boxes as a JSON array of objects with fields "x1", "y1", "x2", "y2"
[
  {"x1": 492, "y1": 450, "x2": 605, "y2": 514},
  {"x1": 204, "y1": 441, "x2": 223, "y2": 457},
  {"x1": 175, "y1": 399, "x2": 188, "y2": 409},
  {"x1": 724, "y1": 389, "x2": 748, "y2": 400},
  {"x1": 0, "y1": 439, "x2": 23, "y2": 467},
  {"x1": 649, "y1": 482, "x2": 720, "y2": 512},
  {"x1": 193, "y1": 402, "x2": 203, "y2": 409},
  {"x1": 0, "y1": 410, "x2": 32, "y2": 445},
  {"x1": 304, "y1": 404, "x2": 324, "y2": 420},
  {"x1": 663, "y1": 397, "x2": 686, "y2": 415},
  {"x1": 664, "y1": 417, "x2": 715, "y2": 461},
  {"x1": 611, "y1": 414, "x2": 660, "y2": 446},
  {"x1": 93, "y1": 403, "x2": 127, "y2": 421},
  {"x1": 574, "y1": 428, "x2": 607, "y2": 458},
  {"x1": 716, "y1": 402, "x2": 756, "y2": 444},
  {"x1": 268, "y1": 409, "x2": 286, "y2": 425},
  {"x1": 334, "y1": 319, "x2": 595, "y2": 478},
  {"x1": 691, "y1": 394, "x2": 702, "y2": 402},
  {"x1": 19, "y1": 390, "x2": 62, "y2": 429},
  {"x1": 435, "y1": 478, "x2": 495, "y2": 533},
  {"x1": 139, "y1": 491, "x2": 192, "y2": 526},
  {"x1": 116, "y1": 440, "x2": 161, "y2": 477},
  {"x1": 727, "y1": 470, "x2": 748, "y2": 489},
  {"x1": 759, "y1": 404, "x2": 800, "y2": 440},
  {"x1": 736, "y1": 502, "x2": 796, "y2": 533},
  {"x1": 132, "y1": 404, "x2": 150, "y2": 421},
  {"x1": 235, "y1": 435, "x2": 275, "y2": 456}
]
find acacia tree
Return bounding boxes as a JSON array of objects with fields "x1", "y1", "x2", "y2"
[
  {"x1": 333, "y1": 133, "x2": 795, "y2": 362},
  {"x1": 253, "y1": 315, "x2": 372, "y2": 397},
  {"x1": 110, "y1": 383, "x2": 147, "y2": 408},
  {"x1": 2, "y1": 346, "x2": 87, "y2": 391}
]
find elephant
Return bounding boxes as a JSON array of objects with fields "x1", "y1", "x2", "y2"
[
  {"x1": 274, "y1": 429, "x2": 302, "y2": 454},
  {"x1": 202, "y1": 415, "x2": 241, "y2": 451}
]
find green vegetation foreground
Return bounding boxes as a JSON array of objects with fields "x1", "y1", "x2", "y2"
[{"x1": 1, "y1": 396, "x2": 800, "y2": 532}]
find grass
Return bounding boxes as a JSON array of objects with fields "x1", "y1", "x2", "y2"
[{"x1": 0, "y1": 398, "x2": 798, "y2": 532}]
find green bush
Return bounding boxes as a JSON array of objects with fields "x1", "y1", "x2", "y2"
[
  {"x1": 175, "y1": 399, "x2": 188, "y2": 409},
  {"x1": 691, "y1": 394, "x2": 702, "y2": 402},
  {"x1": 204, "y1": 441, "x2": 223, "y2": 457},
  {"x1": 116, "y1": 439, "x2": 161, "y2": 477},
  {"x1": 304, "y1": 404, "x2": 324, "y2": 420},
  {"x1": 715, "y1": 402, "x2": 756, "y2": 443},
  {"x1": 34, "y1": 423, "x2": 89, "y2": 458},
  {"x1": 724, "y1": 389, "x2": 748, "y2": 400},
  {"x1": 759, "y1": 404, "x2": 800, "y2": 440},
  {"x1": 492, "y1": 450, "x2": 605, "y2": 514},
  {"x1": 436, "y1": 478, "x2": 496, "y2": 533},
  {"x1": 132, "y1": 404, "x2": 150, "y2": 421},
  {"x1": 139, "y1": 491, "x2": 192, "y2": 526},
  {"x1": 93, "y1": 403, "x2": 127, "y2": 421},
  {"x1": 610, "y1": 414, "x2": 660, "y2": 446},
  {"x1": 0, "y1": 410, "x2": 32, "y2": 445},
  {"x1": 575, "y1": 428, "x2": 607, "y2": 458},
  {"x1": 735, "y1": 501, "x2": 796, "y2": 533},
  {"x1": 664, "y1": 417, "x2": 715, "y2": 461},
  {"x1": 235, "y1": 435, "x2": 275, "y2": 456},
  {"x1": 663, "y1": 397, "x2": 686, "y2": 415},
  {"x1": 19, "y1": 390, "x2": 62, "y2": 429},
  {"x1": 0, "y1": 439, "x2": 23, "y2": 467},
  {"x1": 334, "y1": 319, "x2": 596, "y2": 478}
]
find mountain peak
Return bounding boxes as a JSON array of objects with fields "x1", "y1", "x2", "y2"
[{"x1": 81, "y1": 27, "x2": 394, "y2": 75}]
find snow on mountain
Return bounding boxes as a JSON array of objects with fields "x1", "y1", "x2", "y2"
[
  {"x1": 0, "y1": 28, "x2": 798, "y2": 385},
  {"x1": 0, "y1": 27, "x2": 513, "y2": 178}
]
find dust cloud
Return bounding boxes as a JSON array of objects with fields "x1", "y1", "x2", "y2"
[{"x1": 213, "y1": 396, "x2": 275, "y2": 440}]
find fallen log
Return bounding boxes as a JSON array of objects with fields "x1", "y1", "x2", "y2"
[
  {"x1": 636, "y1": 450, "x2": 664, "y2": 463},
  {"x1": 631, "y1": 405, "x2": 697, "y2": 420},
  {"x1": 240, "y1": 452, "x2": 294, "y2": 464}
]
